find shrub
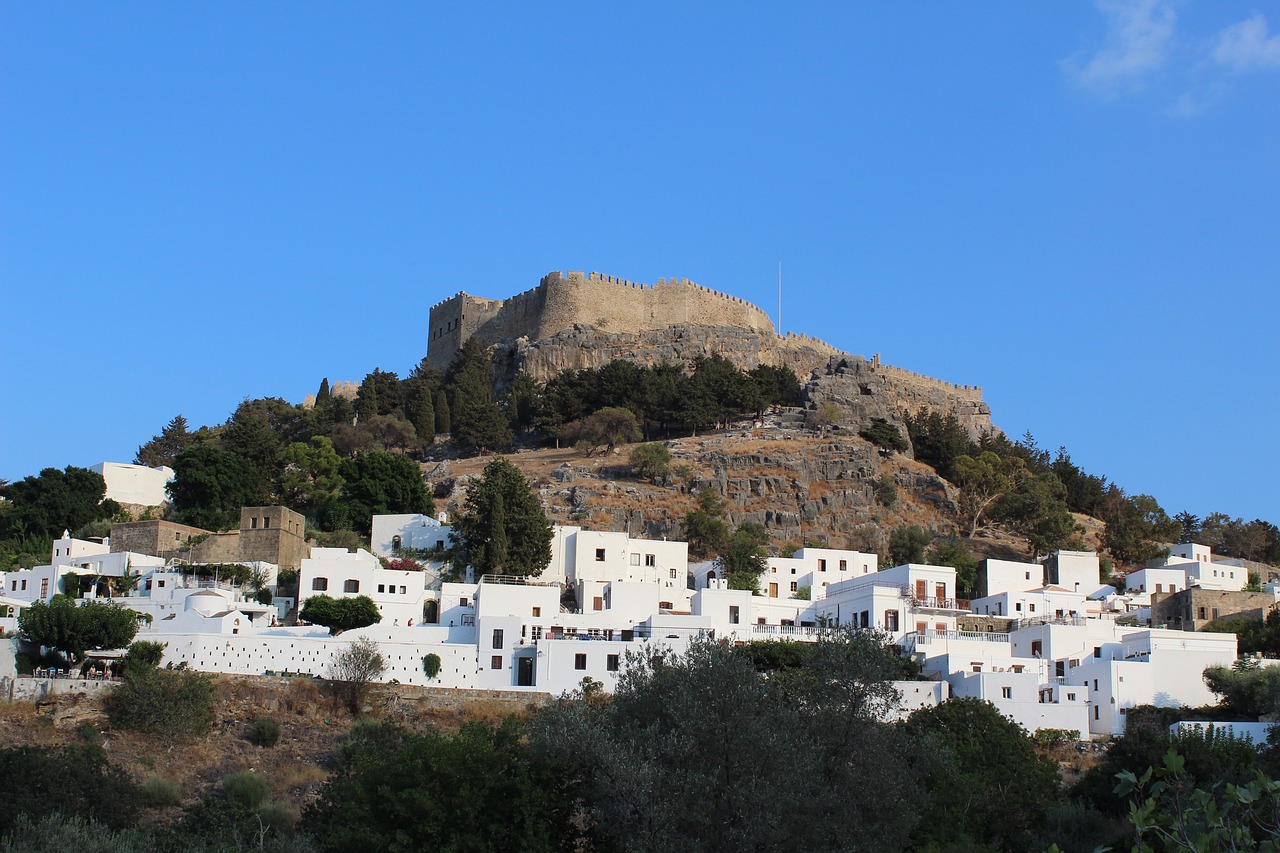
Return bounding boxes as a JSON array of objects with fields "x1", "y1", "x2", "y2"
[
  {"x1": 423, "y1": 653, "x2": 442, "y2": 679},
  {"x1": 328, "y1": 637, "x2": 386, "y2": 714},
  {"x1": 107, "y1": 669, "x2": 216, "y2": 739},
  {"x1": 140, "y1": 775, "x2": 183, "y2": 807},
  {"x1": 257, "y1": 802, "x2": 298, "y2": 838},
  {"x1": 121, "y1": 640, "x2": 166, "y2": 679},
  {"x1": 0, "y1": 745, "x2": 140, "y2": 833},
  {"x1": 248, "y1": 716, "x2": 282, "y2": 748},
  {"x1": 221, "y1": 771, "x2": 270, "y2": 810}
]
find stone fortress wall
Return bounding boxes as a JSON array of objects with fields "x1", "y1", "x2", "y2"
[
  {"x1": 424, "y1": 268, "x2": 993, "y2": 436},
  {"x1": 428, "y1": 271, "x2": 775, "y2": 370}
]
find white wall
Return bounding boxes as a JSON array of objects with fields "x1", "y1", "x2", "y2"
[
  {"x1": 369, "y1": 513, "x2": 453, "y2": 558},
  {"x1": 90, "y1": 462, "x2": 174, "y2": 507}
]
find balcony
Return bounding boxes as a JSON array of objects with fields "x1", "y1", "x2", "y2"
[
  {"x1": 901, "y1": 586, "x2": 971, "y2": 613},
  {"x1": 902, "y1": 629, "x2": 1010, "y2": 654}
]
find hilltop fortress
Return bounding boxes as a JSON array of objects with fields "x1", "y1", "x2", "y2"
[{"x1": 427, "y1": 270, "x2": 994, "y2": 437}]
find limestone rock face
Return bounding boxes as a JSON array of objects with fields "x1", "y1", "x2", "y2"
[
  {"x1": 496, "y1": 322, "x2": 847, "y2": 385},
  {"x1": 801, "y1": 359, "x2": 995, "y2": 443}
]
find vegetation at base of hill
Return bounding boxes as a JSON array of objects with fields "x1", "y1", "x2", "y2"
[{"x1": 3, "y1": 639, "x2": 1280, "y2": 851}]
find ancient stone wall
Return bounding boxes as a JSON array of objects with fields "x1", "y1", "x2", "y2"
[{"x1": 428, "y1": 270, "x2": 776, "y2": 370}]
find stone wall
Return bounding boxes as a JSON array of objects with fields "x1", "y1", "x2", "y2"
[
  {"x1": 428, "y1": 270, "x2": 776, "y2": 371},
  {"x1": 110, "y1": 520, "x2": 210, "y2": 557},
  {"x1": 1151, "y1": 588, "x2": 1277, "y2": 632}
]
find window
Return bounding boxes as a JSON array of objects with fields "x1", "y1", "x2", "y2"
[
  {"x1": 658, "y1": 600, "x2": 674, "y2": 609},
  {"x1": 157, "y1": 580, "x2": 165, "y2": 588},
  {"x1": 1031, "y1": 640, "x2": 1043, "y2": 657},
  {"x1": 1095, "y1": 706, "x2": 1100, "y2": 721},
  {"x1": 666, "y1": 568, "x2": 675, "y2": 580},
  {"x1": 606, "y1": 654, "x2": 619, "y2": 672},
  {"x1": 1029, "y1": 604, "x2": 1036, "y2": 613},
  {"x1": 399, "y1": 586, "x2": 406, "y2": 594},
  {"x1": 312, "y1": 577, "x2": 329, "y2": 591},
  {"x1": 436, "y1": 539, "x2": 445, "y2": 550},
  {"x1": 884, "y1": 611, "x2": 898, "y2": 631},
  {"x1": 593, "y1": 596, "x2": 603, "y2": 611},
  {"x1": 1001, "y1": 687, "x2": 1012, "y2": 699},
  {"x1": 491, "y1": 656, "x2": 502, "y2": 669},
  {"x1": 729, "y1": 606, "x2": 740, "y2": 624},
  {"x1": 818, "y1": 559, "x2": 827, "y2": 572},
  {"x1": 532, "y1": 606, "x2": 541, "y2": 617},
  {"x1": 1067, "y1": 692, "x2": 1076, "y2": 701},
  {"x1": 251, "y1": 517, "x2": 258, "y2": 529},
  {"x1": 1025, "y1": 571, "x2": 1031, "y2": 580},
  {"x1": 645, "y1": 554, "x2": 656, "y2": 567},
  {"x1": 344, "y1": 579, "x2": 359, "y2": 593},
  {"x1": 460, "y1": 598, "x2": 468, "y2": 607},
  {"x1": 574, "y1": 654, "x2": 587, "y2": 670},
  {"x1": 630, "y1": 553, "x2": 640, "y2": 565},
  {"x1": 1093, "y1": 647, "x2": 1101, "y2": 658},
  {"x1": 839, "y1": 559, "x2": 847, "y2": 571},
  {"x1": 392, "y1": 535, "x2": 402, "y2": 550},
  {"x1": 263, "y1": 516, "x2": 270, "y2": 529},
  {"x1": 493, "y1": 629, "x2": 504, "y2": 649},
  {"x1": 789, "y1": 581, "x2": 798, "y2": 592},
  {"x1": 1015, "y1": 603, "x2": 1023, "y2": 612},
  {"x1": 595, "y1": 548, "x2": 606, "y2": 562},
  {"x1": 1198, "y1": 607, "x2": 1206, "y2": 620},
  {"x1": 378, "y1": 584, "x2": 386, "y2": 593}
]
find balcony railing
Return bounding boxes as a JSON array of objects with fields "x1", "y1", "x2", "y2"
[
  {"x1": 902, "y1": 629, "x2": 1010, "y2": 653},
  {"x1": 750, "y1": 624, "x2": 821, "y2": 638}
]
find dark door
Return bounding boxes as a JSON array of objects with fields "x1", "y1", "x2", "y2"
[{"x1": 517, "y1": 656, "x2": 534, "y2": 687}]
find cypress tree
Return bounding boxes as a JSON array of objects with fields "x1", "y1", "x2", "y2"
[
  {"x1": 434, "y1": 390, "x2": 451, "y2": 435},
  {"x1": 317, "y1": 378, "x2": 331, "y2": 402}
]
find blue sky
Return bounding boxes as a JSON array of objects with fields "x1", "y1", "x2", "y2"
[{"x1": 2, "y1": 2, "x2": 1277, "y2": 525}]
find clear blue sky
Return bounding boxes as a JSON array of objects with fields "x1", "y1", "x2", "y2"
[{"x1": 2, "y1": 2, "x2": 1277, "y2": 525}]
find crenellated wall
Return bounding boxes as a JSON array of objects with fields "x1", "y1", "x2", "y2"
[{"x1": 427, "y1": 271, "x2": 775, "y2": 370}]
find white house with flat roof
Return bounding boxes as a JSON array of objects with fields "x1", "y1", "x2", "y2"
[{"x1": 89, "y1": 462, "x2": 174, "y2": 507}]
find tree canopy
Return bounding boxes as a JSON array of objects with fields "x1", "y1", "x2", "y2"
[
  {"x1": 1, "y1": 467, "x2": 118, "y2": 542},
  {"x1": 18, "y1": 595, "x2": 140, "y2": 662},
  {"x1": 453, "y1": 458, "x2": 552, "y2": 577},
  {"x1": 167, "y1": 445, "x2": 263, "y2": 531},
  {"x1": 300, "y1": 594, "x2": 382, "y2": 635}
]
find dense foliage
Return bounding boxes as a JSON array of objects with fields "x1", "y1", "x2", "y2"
[
  {"x1": 299, "y1": 594, "x2": 381, "y2": 635},
  {"x1": 18, "y1": 595, "x2": 140, "y2": 661},
  {"x1": 452, "y1": 458, "x2": 553, "y2": 577},
  {"x1": 107, "y1": 668, "x2": 217, "y2": 738}
]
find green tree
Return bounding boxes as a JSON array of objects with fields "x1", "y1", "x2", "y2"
[
  {"x1": 300, "y1": 594, "x2": 382, "y2": 635},
  {"x1": 18, "y1": 596, "x2": 140, "y2": 662},
  {"x1": 996, "y1": 472, "x2": 1076, "y2": 558},
  {"x1": 904, "y1": 698, "x2": 1061, "y2": 851},
  {"x1": 433, "y1": 388, "x2": 451, "y2": 435},
  {"x1": 952, "y1": 451, "x2": 1029, "y2": 537},
  {"x1": 317, "y1": 377, "x2": 331, "y2": 403},
  {"x1": 859, "y1": 418, "x2": 909, "y2": 453},
  {"x1": 402, "y1": 377, "x2": 436, "y2": 446},
  {"x1": 904, "y1": 409, "x2": 977, "y2": 479},
  {"x1": 305, "y1": 718, "x2": 579, "y2": 853},
  {"x1": 2, "y1": 466, "x2": 119, "y2": 542},
  {"x1": 356, "y1": 369, "x2": 402, "y2": 419},
  {"x1": 453, "y1": 458, "x2": 552, "y2": 577},
  {"x1": 719, "y1": 522, "x2": 770, "y2": 590},
  {"x1": 561, "y1": 406, "x2": 640, "y2": 456},
  {"x1": 281, "y1": 435, "x2": 346, "y2": 512},
  {"x1": 628, "y1": 442, "x2": 672, "y2": 483},
  {"x1": 874, "y1": 474, "x2": 898, "y2": 508},
  {"x1": 889, "y1": 524, "x2": 931, "y2": 565},
  {"x1": 927, "y1": 539, "x2": 980, "y2": 599},
  {"x1": 168, "y1": 445, "x2": 263, "y2": 530},
  {"x1": 682, "y1": 487, "x2": 729, "y2": 560},
  {"x1": 336, "y1": 451, "x2": 432, "y2": 534},
  {"x1": 445, "y1": 338, "x2": 511, "y2": 452},
  {"x1": 1102, "y1": 491, "x2": 1179, "y2": 567},
  {"x1": 134, "y1": 414, "x2": 197, "y2": 467}
]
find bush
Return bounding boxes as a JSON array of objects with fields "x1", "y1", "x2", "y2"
[
  {"x1": 0, "y1": 745, "x2": 140, "y2": 834},
  {"x1": 422, "y1": 653, "x2": 442, "y2": 679},
  {"x1": 257, "y1": 802, "x2": 298, "y2": 838},
  {"x1": 628, "y1": 443, "x2": 671, "y2": 482},
  {"x1": 222, "y1": 771, "x2": 270, "y2": 810},
  {"x1": 107, "y1": 669, "x2": 216, "y2": 739},
  {"x1": 120, "y1": 640, "x2": 166, "y2": 679},
  {"x1": 140, "y1": 775, "x2": 183, "y2": 807},
  {"x1": 248, "y1": 716, "x2": 282, "y2": 748}
]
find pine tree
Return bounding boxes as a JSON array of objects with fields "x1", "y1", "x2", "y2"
[{"x1": 454, "y1": 458, "x2": 552, "y2": 577}]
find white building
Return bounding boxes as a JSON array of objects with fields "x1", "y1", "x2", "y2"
[
  {"x1": 758, "y1": 547, "x2": 878, "y2": 600},
  {"x1": 370, "y1": 512, "x2": 454, "y2": 559},
  {"x1": 297, "y1": 547, "x2": 436, "y2": 627},
  {"x1": 89, "y1": 462, "x2": 174, "y2": 507}
]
